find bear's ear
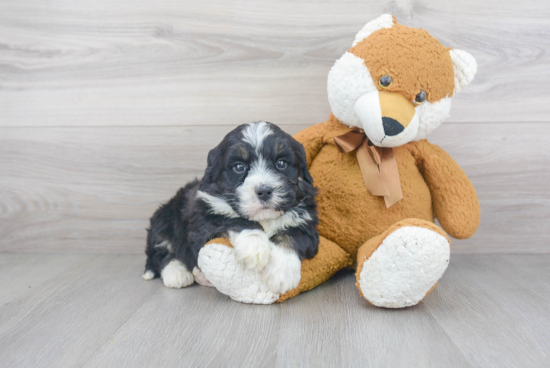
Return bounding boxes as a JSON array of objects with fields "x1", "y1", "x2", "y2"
[
  {"x1": 352, "y1": 14, "x2": 396, "y2": 47},
  {"x1": 450, "y1": 49, "x2": 477, "y2": 94}
]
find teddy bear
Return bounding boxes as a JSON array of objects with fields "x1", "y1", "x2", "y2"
[{"x1": 196, "y1": 14, "x2": 480, "y2": 308}]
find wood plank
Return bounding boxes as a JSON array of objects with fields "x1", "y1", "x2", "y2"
[
  {"x1": 429, "y1": 122, "x2": 550, "y2": 253},
  {"x1": 1, "y1": 254, "x2": 548, "y2": 367},
  {"x1": 274, "y1": 272, "x2": 472, "y2": 368},
  {"x1": 85, "y1": 280, "x2": 280, "y2": 368},
  {"x1": 1, "y1": 0, "x2": 549, "y2": 127},
  {"x1": 425, "y1": 255, "x2": 550, "y2": 367},
  {"x1": 1, "y1": 122, "x2": 548, "y2": 254},
  {"x1": 0, "y1": 255, "x2": 156, "y2": 368},
  {"x1": 0, "y1": 253, "x2": 95, "y2": 306},
  {"x1": 85, "y1": 267, "x2": 470, "y2": 368}
]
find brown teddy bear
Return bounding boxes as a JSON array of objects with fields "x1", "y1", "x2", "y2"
[{"x1": 197, "y1": 14, "x2": 480, "y2": 307}]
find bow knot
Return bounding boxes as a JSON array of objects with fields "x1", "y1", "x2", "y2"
[{"x1": 333, "y1": 129, "x2": 403, "y2": 208}]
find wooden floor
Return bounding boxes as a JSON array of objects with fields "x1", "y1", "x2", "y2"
[{"x1": 0, "y1": 253, "x2": 548, "y2": 368}]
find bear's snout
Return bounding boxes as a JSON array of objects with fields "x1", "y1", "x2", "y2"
[{"x1": 382, "y1": 117, "x2": 404, "y2": 136}]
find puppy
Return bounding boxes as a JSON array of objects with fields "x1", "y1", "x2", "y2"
[{"x1": 143, "y1": 121, "x2": 319, "y2": 294}]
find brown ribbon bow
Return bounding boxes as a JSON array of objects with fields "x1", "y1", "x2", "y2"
[{"x1": 333, "y1": 129, "x2": 403, "y2": 208}]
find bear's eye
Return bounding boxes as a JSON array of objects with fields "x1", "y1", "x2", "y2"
[
  {"x1": 379, "y1": 75, "x2": 392, "y2": 88},
  {"x1": 414, "y1": 90, "x2": 427, "y2": 104},
  {"x1": 275, "y1": 159, "x2": 288, "y2": 170},
  {"x1": 233, "y1": 163, "x2": 247, "y2": 173}
]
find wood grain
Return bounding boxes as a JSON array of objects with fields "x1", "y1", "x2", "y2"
[
  {"x1": 274, "y1": 273, "x2": 472, "y2": 368},
  {"x1": 429, "y1": 122, "x2": 550, "y2": 253},
  {"x1": 0, "y1": 253, "x2": 95, "y2": 306},
  {"x1": 1, "y1": 123, "x2": 548, "y2": 254},
  {"x1": 425, "y1": 255, "x2": 550, "y2": 367},
  {"x1": 0, "y1": 0, "x2": 549, "y2": 254},
  {"x1": 1, "y1": 0, "x2": 549, "y2": 127},
  {"x1": 1, "y1": 253, "x2": 549, "y2": 367},
  {"x1": 0, "y1": 255, "x2": 157, "y2": 368}
]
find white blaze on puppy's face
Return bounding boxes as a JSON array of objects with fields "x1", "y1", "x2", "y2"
[
  {"x1": 242, "y1": 121, "x2": 273, "y2": 153},
  {"x1": 236, "y1": 122, "x2": 287, "y2": 221},
  {"x1": 236, "y1": 154, "x2": 284, "y2": 221}
]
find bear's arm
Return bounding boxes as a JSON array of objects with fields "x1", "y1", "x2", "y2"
[
  {"x1": 293, "y1": 123, "x2": 327, "y2": 167},
  {"x1": 409, "y1": 140, "x2": 480, "y2": 239}
]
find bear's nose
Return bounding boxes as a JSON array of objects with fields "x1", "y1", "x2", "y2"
[
  {"x1": 382, "y1": 117, "x2": 405, "y2": 136},
  {"x1": 255, "y1": 186, "x2": 273, "y2": 201}
]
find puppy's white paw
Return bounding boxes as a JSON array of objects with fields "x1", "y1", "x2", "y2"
[
  {"x1": 261, "y1": 245, "x2": 301, "y2": 294},
  {"x1": 230, "y1": 229, "x2": 271, "y2": 270},
  {"x1": 161, "y1": 260, "x2": 194, "y2": 288},
  {"x1": 142, "y1": 270, "x2": 155, "y2": 281}
]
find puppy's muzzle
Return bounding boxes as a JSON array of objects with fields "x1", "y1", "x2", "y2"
[{"x1": 255, "y1": 185, "x2": 273, "y2": 202}]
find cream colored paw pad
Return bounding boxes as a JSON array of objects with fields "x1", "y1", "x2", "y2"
[
  {"x1": 358, "y1": 226, "x2": 450, "y2": 308},
  {"x1": 197, "y1": 243, "x2": 280, "y2": 304}
]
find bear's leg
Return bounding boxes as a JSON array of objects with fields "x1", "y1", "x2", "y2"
[
  {"x1": 355, "y1": 219, "x2": 450, "y2": 308},
  {"x1": 197, "y1": 236, "x2": 352, "y2": 304}
]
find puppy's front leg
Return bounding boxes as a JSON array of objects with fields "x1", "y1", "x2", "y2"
[
  {"x1": 229, "y1": 229, "x2": 271, "y2": 270},
  {"x1": 261, "y1": 227, "x2": 319, "y2": 294},
  {"x1": 261, "y1": 243, "x2": 301, "y2": 295}
]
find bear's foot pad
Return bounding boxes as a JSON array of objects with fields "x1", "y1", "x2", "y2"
[{"x1": 358, "y1": 226, "x2": 450, "y2": 308}]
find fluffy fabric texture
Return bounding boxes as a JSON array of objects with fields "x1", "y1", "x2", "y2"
[
  {"x1": 327, "y1": 51, "x2": 378, "y2": 128},
  {"x1": 197, "y1": 114, "x2": 478, "y2": 305},
  {"x1": 355, "y1": 219, "x2": 450, "y2": 307},
  {"x1": 350, "y1": 23, "x2": 455, "y2": 103},
  {"x1": 196, "y1": 15, "x2": 479, "y2": 306},
  {"x1": 294, "y1": 115, "x2": 479, "y2": 255},
  {"x1": 290, "y1": 115, "x2": 478, "y2": 304},
  {"x1": 276, "y1": 236, "x2": 353, "y2": 302},
  {"x1": 198, "y1": 238, "x2": 280, "y2": 304},
  {"x1": 358, "y1": 224, "x2": 450, "y2": 308},
  {"x1": 197, "y1": 236, "x2": 352, "y2": 304},
  {"x1": 352, "y1": 13, "x2": 395, "y2": 47},
  {"x1": 414, "y1": 97, "x2": 452, "y2": 140},
  {"x1": 450, "y1": 49, "x2": 478, "y2": 94}
]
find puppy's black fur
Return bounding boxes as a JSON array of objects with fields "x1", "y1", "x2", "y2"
[{"x1": 144, "y1": 122, "x2": 318, "y2": 279}]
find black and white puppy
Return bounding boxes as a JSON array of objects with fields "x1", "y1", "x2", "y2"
[{"x1": 143, "y1": 121, "x2": 319, "y2": 294}]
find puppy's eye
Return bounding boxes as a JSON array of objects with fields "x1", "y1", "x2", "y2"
[
  {"x1": 414, "y1": 90, "x2": 426, "y2": 104},
  {"x1": 275, "y1": 159, "x2": 288, "y2": 170},
  {"x1": 379, "y1": 75, "x2": 392, "y2": 88},
  {"x1": 233, "y1": 163, "x2": 247, "y2": 173}
]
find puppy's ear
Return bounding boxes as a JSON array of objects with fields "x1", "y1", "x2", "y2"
[
  {"x1": 203, "y1": 145, "x2": 223, "y2": 185},
  {"x1": 294, "y1": 141, "x2": 313, "y2": 186}
]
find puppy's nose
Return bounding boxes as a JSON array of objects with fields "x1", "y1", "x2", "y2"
[
  {"x1": 382, "y1": 117, "x2": 405, "y2": 136},
  {"x1": 255, "y1": 186, "x2": 273, "y2": 201}
]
